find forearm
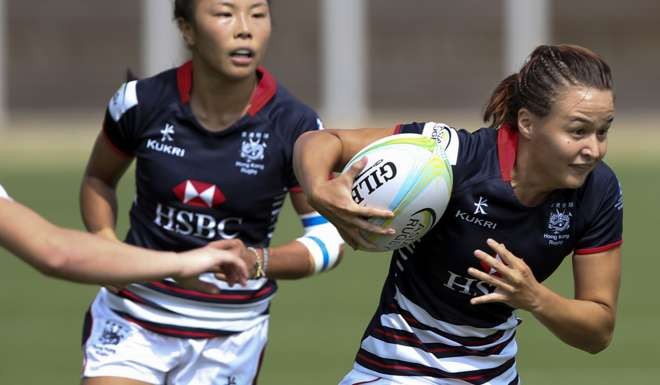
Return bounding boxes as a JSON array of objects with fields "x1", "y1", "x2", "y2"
[
  {"x1": 262, "y1": 240, "x2": 315, "y2": 279},
  {"x1": 531, "y1": 284, "x2": 616, "y2": 353},
  {"x1": 80, "y1": 175, "x2": 120, "y2": 240},
  {"x1": 292, "y1": 130, "x2": 344, "y2": 196},
  {"x1": 38, "y1": 227, "x2": 183, "y2": 284},
  {"x1": 0, "y1": 200, "x2": 181, "y2": 284}
]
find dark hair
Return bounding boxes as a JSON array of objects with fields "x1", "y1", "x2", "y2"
[
  {"x1": 174, "y1": 0, "x2": 194, "y2": 22},
  {"x1": 174, "y1": 0, "x2": 272, "y2": 22},
  {"x1": 483, "y1": 44, "x2": 613, "y2": 128}
]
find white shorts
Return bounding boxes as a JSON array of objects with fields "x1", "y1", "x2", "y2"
[{"x1": 81, "y1": 297, "x2": 268, "y2": 385}]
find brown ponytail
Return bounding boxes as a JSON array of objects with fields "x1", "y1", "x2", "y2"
[{"x1": 483, "y1": 74, "x2": 519, "y2": 128}]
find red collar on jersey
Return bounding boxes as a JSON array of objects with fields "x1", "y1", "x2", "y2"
[
  {"x1": 176, "y1": 61, "x2": 277, "y2": 116},
  {"x1": 497, "y1": 123, "x2": 518, "y2": 182}
]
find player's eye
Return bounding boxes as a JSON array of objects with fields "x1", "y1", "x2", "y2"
[
  {"x1": 252, "y1": 12, "x2": 268, "y2": 18},
  {"x1": 571, "y1": 128, "x2": 586, "y2": 138}
]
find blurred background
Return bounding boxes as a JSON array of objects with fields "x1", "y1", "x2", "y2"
[{"x1": 0, "y1": 0, "x2": 658, "y2": 384}]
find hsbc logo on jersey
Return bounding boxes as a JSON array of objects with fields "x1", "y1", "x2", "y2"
[
  {"x1": 152, "y1": 180, "x2": 241, "y2": 240},
  {"x1": 173, "y1": 180, "x2": 226, "y2": 208},
  {"x1": 154, "y1": 203, "x2": 242, "y2": 240},
  {"x1": 443, "y1": 270, "x2": 496, "y2": 297}
]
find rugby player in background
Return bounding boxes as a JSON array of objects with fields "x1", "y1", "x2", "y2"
[
  {"x1": 294, "y1": 44, "x2": 622, "y2": 384},
  {"x1": 0, "y1": 184, "x2": 248, "y2": 285},
  {"x1": 79, "y1": 1, "x2": 343, "y2": 384}
]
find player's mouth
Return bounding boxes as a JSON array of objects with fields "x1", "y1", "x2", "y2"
[
  {"x1": 229, "y1": 48, "x2": 256, "y2": 66},
  {"x1": 569, "y1": 163, "x2": 595, "y2": 174}
]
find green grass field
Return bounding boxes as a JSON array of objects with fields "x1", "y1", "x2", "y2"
[{"x1": 0, "y1": 122, "x2": 659, "y2": 384}]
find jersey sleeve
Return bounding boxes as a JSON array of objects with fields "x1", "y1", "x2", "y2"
[
  {"x1": 396, "y1": 121, "x2": 487, "y2": 188},
  {"x1": 574, "y1": 166, "x2": 624, "y2": 254},
  {"x1": 285, "y1": 107, "x2": 324, "y2": 192},
  {"x1": 102, "y1": 80, "x2": 142, "y2": 156}
]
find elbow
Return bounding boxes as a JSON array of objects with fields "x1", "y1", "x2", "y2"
[
  {"x1": 576, "y1": 319, "x2": 615, "y2": 354},
  {"x1": 34, "y1": 234, "x2": 75, "y2": 279},
  {"x1": 35, "y1": 252, "x2": 71, "y2": 279},
  {"x1": 584, "y1": 331, "x2": 614, "y2": 354}
]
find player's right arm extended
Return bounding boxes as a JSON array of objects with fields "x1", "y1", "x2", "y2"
[
  {"x1": 80, "y1": 132, "x2": 134, "y2": 241},
  {"x1": 293, "y1": 128, "x2": 394, "y2": 249},
  {"x1": 0, "y1": 197, "x2": 248, "y2": 285}
]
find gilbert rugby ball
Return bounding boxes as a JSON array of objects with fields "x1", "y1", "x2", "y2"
[{"x1": 342, "y1": 133, "x2": 453, "y2": 251}]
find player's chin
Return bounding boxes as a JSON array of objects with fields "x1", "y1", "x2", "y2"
[
  {"x1": 221, "y1": 59, "x2": 259, "y2": 79},
  {"x1": 224, "y1": 66, "x2": 258, "y2": 81},
  {"x1": 561, "y1": 172, "x2": 590, "y2": 189}
]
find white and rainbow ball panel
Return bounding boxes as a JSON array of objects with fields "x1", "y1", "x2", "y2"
[{"x1": 342, "y1": 134, "x2": 453, "y2": 251}]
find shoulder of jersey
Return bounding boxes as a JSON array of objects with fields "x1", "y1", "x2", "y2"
[
  {"x1": 418, "y1": 122, "x2": 498, "y2": 166},
  {"x1": 585, "y1": 161, "x2": 619, "y2": 191},
  {"x1": 266, "y1": 82, "x2": 321, "y2": 129},
  {"x1": 107, "y1": 68, "x2": 177, "y2": 122}
]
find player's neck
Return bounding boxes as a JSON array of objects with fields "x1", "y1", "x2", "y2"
[
  {"x1": 189, "y1": 60, "x2": 257, "y2": 133},
  {"x1": 512, "y1": 144, "x2": 553, "y2": 207}
]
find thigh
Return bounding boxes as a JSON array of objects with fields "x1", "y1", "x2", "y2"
[
  {"x1": 168, "y1": 319, "x2": 269, "y2": 385},
  {"x1": 82, "y1": 297, "x2": 184, "y2": 384}
]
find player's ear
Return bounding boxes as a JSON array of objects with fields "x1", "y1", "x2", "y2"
[
  {"x1": 517, "y1": 108, "x2": 534, "y2": 140},
  {"x1": 177, "y1": 17, "x2": 195, "y2": 47}
]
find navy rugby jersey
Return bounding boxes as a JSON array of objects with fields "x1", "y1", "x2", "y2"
[
  {"x1": 351, "y1": 122, "x2": 623, "y2": 384},
  {"x1": 94, "y1": 61, "x2": 322, "y2": 337}
]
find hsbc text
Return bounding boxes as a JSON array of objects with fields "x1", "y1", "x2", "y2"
[
  {"x1": 443, "y1": 270, "x2": 496, "y2": 297},
  {"x1": 154, "y1": 203, "x2": 242, "y2": 239}
]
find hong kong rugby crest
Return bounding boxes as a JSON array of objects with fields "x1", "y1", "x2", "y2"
[
  {"x1": 235, "y1": 131, "x2": 269, "y2": 176},
  {"x1": 544, "y1": 202, "x2": 574, "y2": 246}
]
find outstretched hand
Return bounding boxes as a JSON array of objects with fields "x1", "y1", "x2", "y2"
[
  {"x1": 206, "y1": 239, "x2": 258, "y2": 280},
  {"x1": 307, "y1": 157, "x2": 394, "y2": 250},
  {"x1": 467, "y1": 238, "x2": 544, "y2": 312},
  {"x1": 174, "y1": 240, "x2": 250, "y2": 293}
]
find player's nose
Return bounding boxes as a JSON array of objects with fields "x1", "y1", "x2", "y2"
[
  {"x1": 581, "y1": 133, "x2": 603, "y2": 161},
  {"x1": 234, "y1": 13, "x2": 252, "y2": 39}
]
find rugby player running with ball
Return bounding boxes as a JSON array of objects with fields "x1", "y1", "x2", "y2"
[{"x1": 294, "y1": 44, "x2": 622, "y2": 385}]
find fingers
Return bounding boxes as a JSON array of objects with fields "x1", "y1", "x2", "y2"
[
  {"x1": 338, "y1": 227, "x2": 383, "y2": 251},
  {"x1": 473, "y1": 248, "x2": 514, "y2": 279},
  {"x1": 207, "y1": 239, "x2": 242, "y2": 250},
  {"x1": 352, "y1": 216, "x2": 395, "y2": 235},
  {"x1": 485, "y1": 238, "x2": 517, "y2": 266},
  {"x1": 467, "y1": 267, "x2": 514, "y2": 292},
  {"x1": 470, "y1": 292, "x2": 508, "y2": 305},
  {"x1": 214, "y1": 262, "x2": 249, "y2": 287},
  {"x1": 344, "y1": 156, "x2": 369, "y2": 179},
  {"x1": 348, "y1": 205, "x2": 395, "y2": 222},
  {"x1": 221, "y1": 259, "x2": 249, "y2": 286}
]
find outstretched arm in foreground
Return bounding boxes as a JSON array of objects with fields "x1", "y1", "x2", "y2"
[{"x1": 0, "y1": 198, "x2": 248, "y2": 286}]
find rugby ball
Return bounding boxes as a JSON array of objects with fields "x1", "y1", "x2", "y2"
[{"x1": 342, "y1": 134, "x2": 453, "y2": 251}]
